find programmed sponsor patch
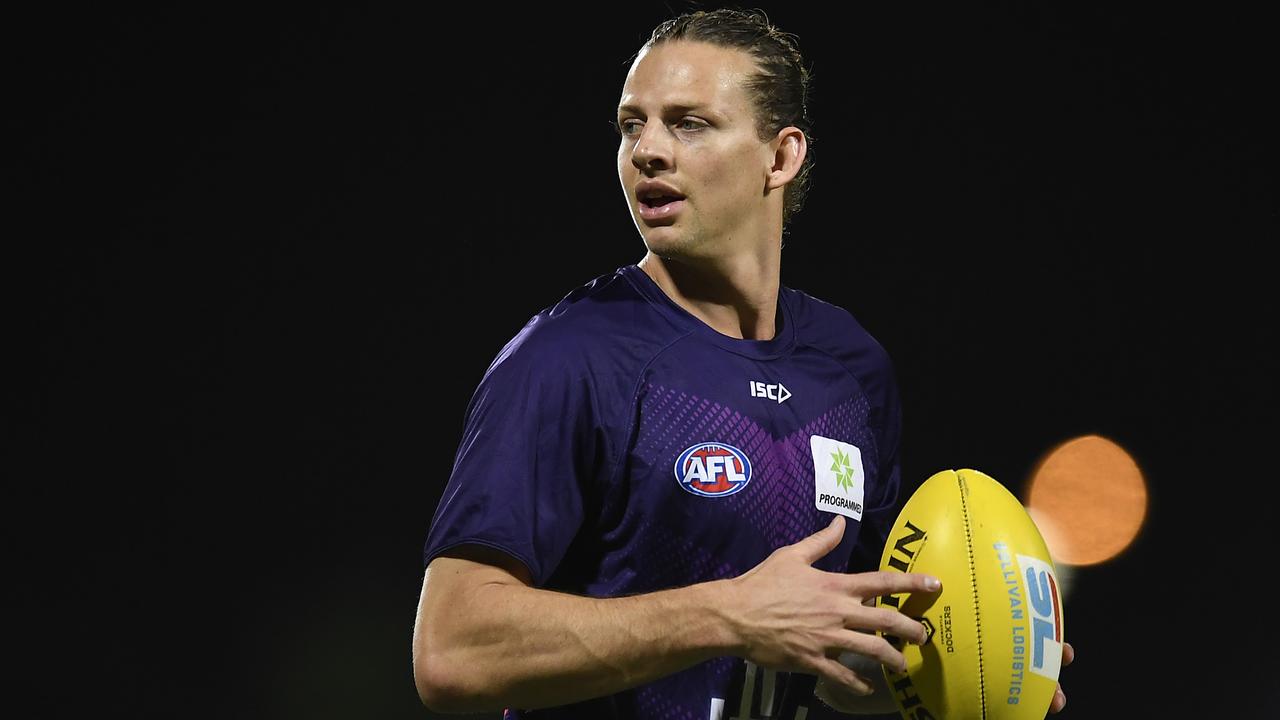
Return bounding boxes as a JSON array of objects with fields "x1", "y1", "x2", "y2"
[{"x1": 810, "y1": 435, "x2": 864, "y2": 521}]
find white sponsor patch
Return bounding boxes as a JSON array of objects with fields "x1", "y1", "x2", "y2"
[{"x1": 810, "y1": 435, "x2": 865, "y2": 521}]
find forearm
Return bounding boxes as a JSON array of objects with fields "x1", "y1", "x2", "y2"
[{"x1": 423, "y1": 578, "x2": 740, "y2": 713}]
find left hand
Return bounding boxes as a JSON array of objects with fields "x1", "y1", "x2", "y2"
[
  {"x1": 1048, "y1": 641, "x2": 1075, "y2": 713},
  {"x1": 818, "y1": 641, "x2": 1077, "y2": 714}
]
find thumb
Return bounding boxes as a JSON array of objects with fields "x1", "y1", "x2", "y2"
[{"x1": 793, "y1": 515, "x2": 845, "y2": 565}]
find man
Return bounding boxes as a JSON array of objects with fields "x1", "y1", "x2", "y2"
[{"x1": 413, "y1": 9, "x2": 1069, "y2": 718}]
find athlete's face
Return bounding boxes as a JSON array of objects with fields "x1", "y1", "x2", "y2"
[{"x1": 616, "y1": 41, "x2": 780, "y2": 259}]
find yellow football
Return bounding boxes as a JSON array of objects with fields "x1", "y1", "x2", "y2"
[{"x1": 877, "y1": 469, "x2": 1065, "y2": 720}]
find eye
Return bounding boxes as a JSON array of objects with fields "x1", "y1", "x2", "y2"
[
  {"x1": 675, "y1": 117, "x2": 705, "y2": 131},
  {"x1": 615, "y1": 119, "x2": 642, "y2": 137}
]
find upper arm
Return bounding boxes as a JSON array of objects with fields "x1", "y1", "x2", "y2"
[
  {"x1": 413, "y1": 544, "x2": 533, "y2": 707},
  {"x1": 415, "y1": 543, "x2": 534, "y2": 648},
  {"x1": 420, "y1": 329, "x2": 601, "y2": 588},
  {"x1": 425, "y1": 544, "x2": 536, "y2": 595}
]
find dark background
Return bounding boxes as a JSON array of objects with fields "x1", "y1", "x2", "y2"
[{"x1": 12, "y1": 3, "x2": 1275, "y2": 718}]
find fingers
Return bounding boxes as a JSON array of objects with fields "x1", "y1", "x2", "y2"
[
  {"x1": 1050, "y1": 643, "x2": 1072, "y2": 713},
  {"x1": 845, "y1": 604, "x2": 928, "y2": 645},
  {"x1": 847, "y1": 569, "x2": 941, "y2": 599},
  {"x1": 1048, "y1": 643, "x2": 1072, "y2": 713},
  {"x1": 1050, "y1": 683, "x2": 1066, "y2": 713},
  {"x1": 815, "y1": 675, "x2": 867, "y2": 714},
  {"x1": 832, "y1": 628, "x2": 908, "y2": 673},
  {"x1": 815, "y1": 657, "x2": 877, "y2": 697},
  {"x1": 792, "y1": 515, "x2": 847, "y2": 564}
]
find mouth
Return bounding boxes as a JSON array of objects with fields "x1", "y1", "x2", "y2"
[
  {"x1": 640, "y1": 194, "x2": 683, "y2": 209},
  {"x1": 638, "y1": 197, "x2": 685, "y2": 222}
]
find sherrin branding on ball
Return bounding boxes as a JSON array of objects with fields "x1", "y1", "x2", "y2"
[{"x1": 877, "y1": 468, "x2": 1064, "y2": 720}]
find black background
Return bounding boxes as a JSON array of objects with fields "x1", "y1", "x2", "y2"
[{"x1": 12, "y1": 3, "x2": 1275, "y2": 718}]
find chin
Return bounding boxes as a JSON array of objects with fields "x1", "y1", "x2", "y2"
[
  {"x1": 641, "y1": 232, "x2": 692, "y2": 259},
  {"x1": 645, "y1": 230, "x2": 729, "y2": 264},
  {"x1": 636, "y1": 222, "x2": 677, "y2": 247}
]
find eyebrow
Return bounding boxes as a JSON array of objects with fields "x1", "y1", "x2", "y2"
[{"x1": 616, "y1": 102, "x2": 713, "y2": 117}]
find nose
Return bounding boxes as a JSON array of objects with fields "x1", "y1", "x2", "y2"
[{"x1": 630, "y1": 123, "x2": 674, "y2": 173}]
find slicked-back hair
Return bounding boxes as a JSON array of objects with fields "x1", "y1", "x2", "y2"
[{"x1": 641, "y1": 8, "x2": 815, "y2": 233}]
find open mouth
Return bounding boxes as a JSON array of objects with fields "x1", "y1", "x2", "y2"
[
  {"x1": 641, "y1": 195, "x2": 683, "y2": 209},
  {"x1": 638, "y1": 196, "x2": 685, "y2": 222}
]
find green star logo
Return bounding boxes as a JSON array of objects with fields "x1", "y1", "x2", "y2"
[{"x1": 830, "y1": 448, "x2": 856, "y2": 492}]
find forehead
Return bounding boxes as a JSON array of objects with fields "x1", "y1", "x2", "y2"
[{"x1": 618, "y1": 40, "x2": 758, "y2": 116}]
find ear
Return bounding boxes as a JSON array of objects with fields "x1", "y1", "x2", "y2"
[{"x1": 765, "y1": 126, "x2": 807, "y2": 191}]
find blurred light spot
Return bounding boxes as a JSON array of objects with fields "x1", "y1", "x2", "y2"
[{"x1": 1025, "y1": 434, "x2": 1146, "y2": 567}]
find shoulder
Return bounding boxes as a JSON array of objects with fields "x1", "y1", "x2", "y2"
[
  {"x1": 783, "y1": 286, "x2": 893, "y2": 365},
  {"x1": 482, "y1": 266, "x2": 684, "y2": 385},
  {"x1": 782, "y1": 285, "x2": 899, "y2": 400}
]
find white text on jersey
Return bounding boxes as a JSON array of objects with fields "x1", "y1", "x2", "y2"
[{"x1": 749, "y1": 381, "x2": 791, "y2": 404}]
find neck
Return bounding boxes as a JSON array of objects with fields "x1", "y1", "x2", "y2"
[{"x1": 638, "y1": 249, "x2": 781, "y2": 341}]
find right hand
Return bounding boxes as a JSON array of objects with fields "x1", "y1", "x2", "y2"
[{"x1": 725, "y1": 515, "x2": 940, "y2": 696}]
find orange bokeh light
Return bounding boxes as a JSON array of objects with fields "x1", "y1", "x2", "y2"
[{"x1": 1026, "y1": 434, "x2": 1146, "y2": 566}]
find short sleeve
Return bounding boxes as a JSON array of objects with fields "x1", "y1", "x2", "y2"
[
  {"x1": 422, "y1": 319, "x2": 600, "y2": 587},
  {"x1": 845, "y1": 356, "x2": 903, "y2": 574}
]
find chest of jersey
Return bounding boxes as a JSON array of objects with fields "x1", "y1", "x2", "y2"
[{"x1": 591, "y1": 342, "x2": 884, "y2": 595}]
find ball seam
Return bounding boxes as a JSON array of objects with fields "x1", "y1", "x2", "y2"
[{"x1": 958, "y1": 472, "x2": 988, "y2": 720}]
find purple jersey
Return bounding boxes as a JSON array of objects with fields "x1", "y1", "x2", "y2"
[{"x1": 423, "y1": 264, "x2": 903, "y2": 720}]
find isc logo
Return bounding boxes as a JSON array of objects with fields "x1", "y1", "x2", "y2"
[
  {"x1": 749, "y1": 380, "x2": 791, "y2": 404},
  {"x1": 1017, "y1": 554, "x2": 1064, "y2": 681},
  {"x1": 674, "y1": 442, "x2": 752, "y2": 497}
]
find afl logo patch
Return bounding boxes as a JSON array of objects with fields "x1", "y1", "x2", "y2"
[{"x1": 674, "y1": 442, "x2": 752, "y2": 498}]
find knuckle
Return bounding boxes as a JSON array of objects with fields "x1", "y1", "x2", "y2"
[
  {"x1": 894, "y1": 612, "x2": 922, "y2": 632},
  {"x1": 875, "y1": 606, "x2": 909, "y2": 632},
  {"x1": 884, "y1": 570, "x2": 910, "y2": 584},
  {"x1": 873, "y1": 605, "x2": 899, "y2": 622}
]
